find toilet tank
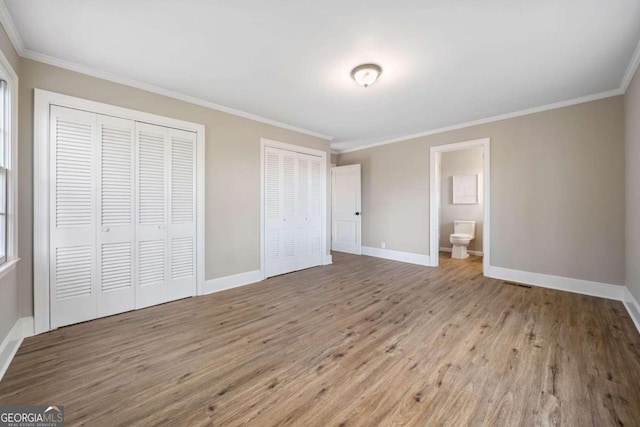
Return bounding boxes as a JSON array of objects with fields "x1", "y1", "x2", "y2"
[{"x1": 454, "y1": 220, "x2": 476, "y2": 239}]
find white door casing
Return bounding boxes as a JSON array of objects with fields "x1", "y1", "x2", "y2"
[{"x1": 331, "y1": 164, "x2": 361, "y2": 255}]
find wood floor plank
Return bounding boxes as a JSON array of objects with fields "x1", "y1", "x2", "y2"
[{"x1": 1, "y1": 252, "x2": 639, "y2": 426}]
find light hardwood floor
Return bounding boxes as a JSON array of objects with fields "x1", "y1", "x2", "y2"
[{"x1": 1, "y1": 252, "x2": 640, "y2": 426}]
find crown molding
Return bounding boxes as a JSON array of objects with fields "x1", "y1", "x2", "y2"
[
  {"x1": 0, "y1": 0, "x2": 23, "y2": 55},
  {"x1": 21, "y1": 49, "x2": 333, "y2": 140},
  {"x1": 1, "y1": 0, "x2": 638, "y2": 149},
  {"x1": 333, "y1": 88, "x2": 623, "y2": 154},
  {"x1": 621, "y1": 38, "x2": 640, "y2": 93},
  {"x1": 0, "y1": 1, "x2": 332, "y2": 141}
]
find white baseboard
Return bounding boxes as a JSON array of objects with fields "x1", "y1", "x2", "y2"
[
  {"x1": 439, "y1": 247, "x2": 484, "y2": 256},
  {"x1": 623, "y1": 288, "x2": 640, "y2": 335},
  {"x1": 361, "y1": 246, "x2": 432, "y2": 266},
  {"x1": 485, "y1": 265, "x2": 624, "y2": 301},
  {"x1": 0, "y1": 316, "x2": 33, "y2": 381},
  {"x1": 203, "y1": 270, "x2": 263, "y2": 295},
  {"x1": 21, "y1": 317, "x2": 34, "y2": 338},
  {"x1": 324, "y1": 255, "x2": 333, "y2": 265}
]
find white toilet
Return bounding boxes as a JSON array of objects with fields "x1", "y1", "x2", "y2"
[{"x1": 449, "y1": 220, "x2": 476, "y2": 259}]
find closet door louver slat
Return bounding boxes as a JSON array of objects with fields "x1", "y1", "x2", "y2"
[
  {"x1": 171, "y1": 236, "x2": 194, "y2": 279},
  {"x1": 171, "y1": 136, "x2": 195, "y2": 224},
  {"x1": 139, "y1": 240, "x2": 166, "y2": 286},
  {"x1": 55, "y1": 246, "x2": 92, "y2": 300},
  {"x1": 138, "y1": 131, "x2": 166, "y2": 225}
]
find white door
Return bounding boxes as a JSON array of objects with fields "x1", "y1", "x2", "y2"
[
  {"x1": 135, "y1": 122, "x2": 169, "y2": 308},
  {"x1": 96, "y1": 114, "x2": 136, "y2": 317},
  {"x1": 50, "y1": 106, "x2": 99, "y2": 328},
  {"x1": 332, "y1": 164, "x2": 361, "y2": 255},
  {"x1": 297, "y1": 153, "x2": 323, "y2": 270},
  {"x1": 166, "y1": 127, "x2": 197, "y2": 302},
  {"x1": 264, "y1": 147, "x2": 323, "y2": 277},
  {"x1": 135, "y1": 123, "x2": 196, "y2": 308}
]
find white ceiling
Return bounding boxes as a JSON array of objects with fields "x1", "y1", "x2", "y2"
[{"x1": 5, "y1": 0, "x2": 640, "y2": 152}]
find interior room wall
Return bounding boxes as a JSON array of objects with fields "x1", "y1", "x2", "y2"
[
  {"x1": 17, "y1": 58, "x2": 331, "y2": 319},
  {"x1": 439, "y1": 147, "x2": 484, "y2": 253},
  {"x1": 0, "y1": 268, "x2": 18, "y2": 346},
  {"x1": 0, "y1": 23, "x2": 20, "y2": 344},
  {"x1": 625, "y1": 65, "x2": 640, "y2": 301},
  {"x1": 338, "y1": 96, "x2": 625, "y2": 286}
]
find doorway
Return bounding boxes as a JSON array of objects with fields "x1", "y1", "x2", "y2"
[{"x1": 429, "y1": 138, "x2": 490, "y2": 272}]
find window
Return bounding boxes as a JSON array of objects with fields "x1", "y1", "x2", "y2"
[
  {"x1": 0, "y1": 52, "x2": 18, "y2": 274},
  {"x1": 0, "y1": 79, "x2": 7, "y2": 265}
]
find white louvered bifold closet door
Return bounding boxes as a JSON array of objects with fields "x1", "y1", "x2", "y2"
[
  {"x1": 49, "y1": 107, "x2": 199, "y2": 329},
  {"x1": 96, "y1": 115, "x2": 135, "y2": 317},
  {"x1": 167, "y1": 128, "x2": 197, "y2": 300},
  {"x1": 50, "y1": 106, "x2": 99, "y2": 328},
  {"x1": 135, "y1": 123, "x2": 196, "y2": 308},
  {"x1": 264, "y1": 147, "x2": 323, "y2": 278},
  {"x1": 305, "y1": 154, "x2": 323, "y2": 268}
]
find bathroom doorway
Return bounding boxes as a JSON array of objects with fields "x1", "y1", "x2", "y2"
[{"x1": 429, "y1": 138, "x2": 490, "y2": 273}]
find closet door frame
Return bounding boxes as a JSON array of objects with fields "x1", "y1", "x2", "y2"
[
  {"x1": 33, "y1": 89, "x2": 205, "y2": 335},
  {"x1": 260, "y1": 138, "x2": 330, "y2": 280}
]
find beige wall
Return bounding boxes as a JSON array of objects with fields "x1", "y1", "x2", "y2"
[
  {"x1": 17, "y1": 59, "x2": 330, "y2": 318},
  {"x1": 439, "y1": 147, "x2": 484, "y2": 252},
  {"x1": 339, "y1": 96, "x2": 626, "y2": 285},
  {"x1": 0, "y1": 23, "x2": 19, "y2": 343},
  {"x1": 0, "y1": 268, "x2": 17, "y2": 342},
  {"x1": 626, "y1": 67, "x2": 640, "y2": 300}
]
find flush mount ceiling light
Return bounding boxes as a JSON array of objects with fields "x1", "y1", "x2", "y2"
[{"x1": 351, "y1": 64, "x2": 382, "y2": 88}]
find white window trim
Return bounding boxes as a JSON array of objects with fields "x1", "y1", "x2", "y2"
[
  {"x1": 33, "y1": 89, "x2": 205, "y2": 335},
  {"x1": 0, "y1": 46, "x2": 19, "y2": 279}
]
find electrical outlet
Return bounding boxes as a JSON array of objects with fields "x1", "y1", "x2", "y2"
[{"x1": 381, "y1": 242, "x2": 386, "y2": 249}]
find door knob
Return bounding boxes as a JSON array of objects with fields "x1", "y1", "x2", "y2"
[
  {"x1": 355, "y1": 212, "x2": 360, "y2": 216},
  {"x1": 102, "y1": 227, "x2": 110, "y2": 232}
]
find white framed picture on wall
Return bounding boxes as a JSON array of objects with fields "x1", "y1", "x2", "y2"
[{"x1": 453, "y1": 174, "x2": 478, "y2": 204}]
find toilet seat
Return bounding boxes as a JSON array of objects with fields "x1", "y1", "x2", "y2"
[{"x1": 450, "y1": 233, "x2": 471, "y2": 239}]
